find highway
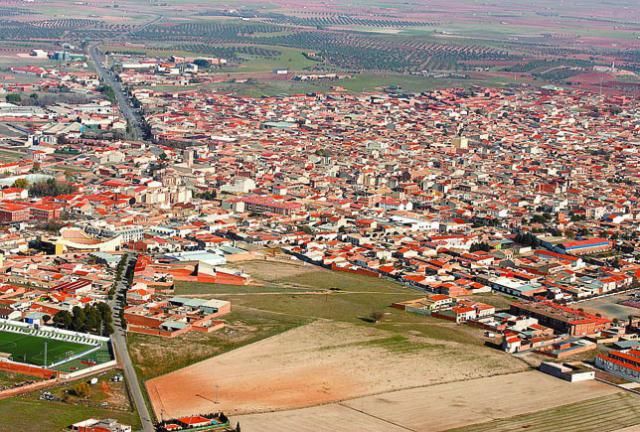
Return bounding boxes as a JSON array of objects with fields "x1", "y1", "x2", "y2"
[{"x1": 110, "y1": 254, "x2": 155, "y2": 432}]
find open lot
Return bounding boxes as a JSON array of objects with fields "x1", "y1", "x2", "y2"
[
  {"x1": 576, "y1": 292, "x2": 640, "y2": 321},
  {"x1": 228, "y1": 259, "x2": 321, "y2": 282},
  {"x1": 128, "y1": 308, "x2": 306, "y2": 381},
  {"x1": 147, "y1": 320, "x2": 528, "y2": 418},
  {"x1": 232, "y1": 371, "x2": 624, "y2": 432},
  {"x1": 0, "y1": 371, "x2": 40, "y2": 389},
  {"x1": 0, "y1": 331, "x2": 92, "y2": 367},
  {"x1": 0, "y1": 371, "x2": 140, "y2": 432},
  {"x1": 144, "y1": 261, "x2": 537, "y2": 420}
]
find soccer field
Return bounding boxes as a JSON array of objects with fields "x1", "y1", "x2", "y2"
[{"x1": 0, "y1": 331, "x2": 93, "y2": 367}]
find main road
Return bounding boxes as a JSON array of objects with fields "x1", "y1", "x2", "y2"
[
  {"x1": 86, "y1": 13, "x2": 162, "y2": 141},
  {"x1": 110, "y1": 254, "x2": 155, "y2": 432},
  {"x1": 88, "y1": 44, "x2": 147, "y2": 141}
]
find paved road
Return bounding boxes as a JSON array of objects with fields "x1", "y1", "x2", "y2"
[
  {"x1": 86, "y1": 14, "x2": 162, "y2": 141},
  {"x1": 88, "y1": 44, "x2": 147, "y2": 140},
  {"x1": 110, "y1": 254, "x2": 155, "y2": 432}
]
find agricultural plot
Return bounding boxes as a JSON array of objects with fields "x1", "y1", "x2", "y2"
[
  {"x1": 0, "y1": 20, "x2": 65, "y2": 41},
  {"x1": 233, "y1": 371, "x2": 623, "y2": 432},
  {"x1": 0, "y1": 7, "x2": 34, "y2": 17},
  {"x1": 0, "y1": 331, "x2": 91, "y2": 367},
  {"x1": 132, "y1": 19, "x2": 512, "y2": 72},
  {"x1": 264, "y1": 13, "x2": 436, "y2": 29},
  {"x1": 133, "y1": 20, "x2": 289, "y2": 42},
  {"x1": 447, "y1": 392, "x2": 640, "y2": 432}
]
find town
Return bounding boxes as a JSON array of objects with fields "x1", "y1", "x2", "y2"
[{"x1": 0, "y1": 0, "x2": 640, "y2": 431}]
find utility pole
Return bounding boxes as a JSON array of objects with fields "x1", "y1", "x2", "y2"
[{"x1": 44, "y1": 341, "x2": 47, "y2": 367}]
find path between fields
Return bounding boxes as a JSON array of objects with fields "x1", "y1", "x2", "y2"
[
  {"x1": 337, "y1": 402, "x2": 418, "y2": 431},
  {"x1": 176, "y1": 291, "x2": 411, "y2": 297}
]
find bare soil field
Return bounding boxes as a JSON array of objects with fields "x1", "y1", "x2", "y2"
[
  {"x1": 147, "y1": 320, "x2": 528, "y2": 419},
  {"x1": 448, "y1": 392, "x2": 640, "y2": 432},
  {"x1": 228, "y1": 258, "x2": 321, "y2": 282},
  {"x1": 232, "y1": 371, "x2": 623, "y2": 432}
]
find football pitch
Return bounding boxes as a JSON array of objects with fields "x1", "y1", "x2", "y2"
[{"x1": 0, "y1": 331, "x2": 93, "y2": 367}]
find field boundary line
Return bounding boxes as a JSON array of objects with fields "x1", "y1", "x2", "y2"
[{"x1": 336, "y1": 401, "x2": 417, "y2": 431}]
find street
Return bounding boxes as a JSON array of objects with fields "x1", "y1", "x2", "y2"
[
  {"x1": 87, "y1": 45, "x2": 147, "y2": 141},
  {"x1": 110, "y1": 254, "x2": 155, "y2": 432},
  {"x1": 85, "y1": 14, "x2": 162, "y2": 141}
]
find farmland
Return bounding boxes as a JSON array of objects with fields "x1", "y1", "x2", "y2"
[
  {"x1": 447, "y1": 392, "x2": 640, "y2": 432},
  {"x1": 232, "y1": 371, "x2": 626, "y2": 432},
  {"x1": 0, "y1": 0, "x2": 638, "y2": 91}
]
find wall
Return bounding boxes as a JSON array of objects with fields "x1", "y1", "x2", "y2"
[
  {"x1": 0, "y1": 359, "x2": 58, "y2": 379},
  {"x1": 330, "y1": 263, "x2": 381, "y2": 278}
]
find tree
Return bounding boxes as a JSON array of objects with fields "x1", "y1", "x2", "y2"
[
  {"x1": 5, "y1": 93, "x2": 21, "y2": 104},
  {"x1": 193, "y1": 59, "x2": 210, "y2": 68},
  {"x1": 71, "y1": 306, "x2": 86, "y2": 332},
  {"x1": 531, "y1": 214, "x2": 547, "y2": 224},
  {"x1": 103, "y1": 322, "x2": 114, "y2": 336},
  {"x1": 69, "y1": 382, "x2": 91, "y2": 398},
  {"x1": 28, "y1": 178, "x2": 75, "y2": 197},
  {"x1": 85, "y1": 305, "x2": 102, "y2": 334},
  {"x1": 53, "y1": 310, "x2": 72, "y2": 329},
  {"x1": 12, "y1": 178, "x2": 29, "y2": 189},
  {"x1": 470, "y1": 242, "x2": 491, "y2": 252},
  {"x1": 97, "y1": 85, "x2": 116, "y2": 104}
]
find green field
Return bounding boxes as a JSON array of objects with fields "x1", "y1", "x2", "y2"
[
  {"x1": 0, "y1": 370, "x2": 141, "y2": 432},
  {"x1": 197, "y1": 72, "x2": 523, "y2": 97},
  {"x1": 0, "y1": 370, "x2": 40, "y2": 388},
  {"x1": 173, "y1": 281, "x2": 305, "y2": 295},
  {"x1": 0, "y1": 331, "x2": 93, "y2": 367}
]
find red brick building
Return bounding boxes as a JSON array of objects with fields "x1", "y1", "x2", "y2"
[
  {"x1": 510, "y1": 301, "x2": 611, "y2": 336},
  {"x1": 0, "y1": 203, "x2": 30, "y2": 224},
  {"x1": 30, "y1": 203, "x2": 63, "y2": 221}
]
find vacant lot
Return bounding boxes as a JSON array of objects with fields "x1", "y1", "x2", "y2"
[
  {"x1": 577, "y1": 292, "x2": 640, "y2": 321},
  {"x1": 147, "y1": 320, "x2": 527, "y2": 418},
  {"x1": 128, "y1": 308, "x2": 306, "y2": 381},
  {"x1": 173, "y1": 281, "x2": 301, "y2": 296},
  {"x1": 232, "y1": 371, "x2": 623, "y2": 432},
  {"x1": 0, "y1": 371, "x2": 140, "y2": 431},
  {"x1": 144, "y1": 261, "x2": 532, "y2": 420},
  {"x1": 228, "y1": 259, "x2": 321, "y2": 282},
  {"x1": 0, "y1": 371, "x2": 39, "y2": 389}
]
